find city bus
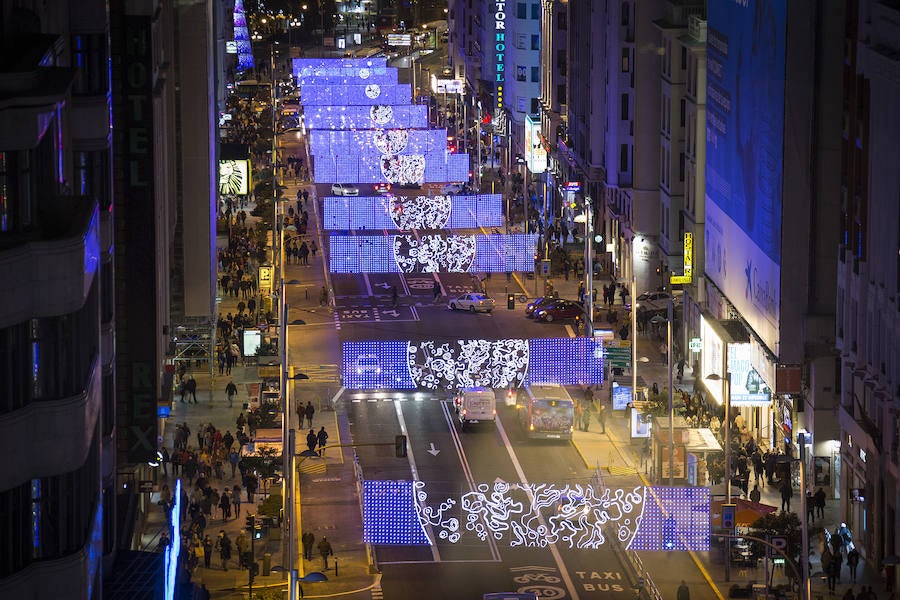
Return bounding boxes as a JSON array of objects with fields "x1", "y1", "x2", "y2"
[{"x1": 516, "y1": 384, "x2": 575, "y2": 440}]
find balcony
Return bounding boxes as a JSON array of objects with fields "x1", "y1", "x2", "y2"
[{"x1": 0, "y1": 197, "x2": 100, "y2": 329}]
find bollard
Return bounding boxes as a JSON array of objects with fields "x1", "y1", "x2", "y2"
[
  {"x1": 334, "y1": 556, "x2": 338, "y2": 577},
  {"x1": 263, "y1": 552, "x2": 271, "y2": 576}
]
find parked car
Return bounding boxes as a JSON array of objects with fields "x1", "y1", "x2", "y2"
[
  {"x1": 636, "y1": 290, "x2": 681, "y2": 311},
  {"x1": 534, "y1": 299, "x2": 584, "y2": 323},
  {"x1": 524, "y1": 293, "x2": 559, "y2": 317},
  {"x1": 448, "y1": 293, "x2": 495, "y2": 313},
  {"x1": 441, "y1": 183, "x2": 466, "y2": 195},
  {"x1": 331, "y1": 183, "x2": 360, "y2": 196}
]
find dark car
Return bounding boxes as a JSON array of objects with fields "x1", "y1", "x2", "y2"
[
  {"x1": 534, "y1": 299, "x2": 584, "y2": 323},
  {"x1": 524, "y1": 293, "x2": 559, "y2": 318}
]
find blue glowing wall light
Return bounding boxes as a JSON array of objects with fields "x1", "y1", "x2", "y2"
[
  {"x1": 309, "y1": 128, "x2": 451, "y2": 157},
  {"x1": 164, "y1": 479, "x2": 182, "y2": 600},
  {"x1": 302, "y1": 105, "x2": 428, "y2": 130},
  {"x1": 323, "y1": 194, "x2": 503, "y2": 230},
  {"x1": 627, "y1": 486, "x2": 710, "y2": 552},
  {"x1": 341, "y1": 338, "x2": 604, "y2": 391},
  {"x1": 363, "y1": 480, "x2": 431, "y2": 545},
  {"x1": 328, "y1": 234, "x2": 537, "y2": 274},
  {"x1": 313, "y1": 152, "x2": 469, "y2": 184},
  {"x1": 301, "y1": 83, "x2": 413, "y2": 106},
  {"x1": 362, "y1": 481, "x2": 709, "y2": 551}
]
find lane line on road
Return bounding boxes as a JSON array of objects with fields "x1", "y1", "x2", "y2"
[
  {"x1": 494, "y1": 416, "x2": 581, "y2": 600},
  {"x1": 439, "y1": 401, "x2": 502, "y2": 562},
  {"x1": 363, "y1": 273, "x2": 374, "y2": 297},
  {"x1": 394, "y1": 401, "x2": 441, "y2": 562}
]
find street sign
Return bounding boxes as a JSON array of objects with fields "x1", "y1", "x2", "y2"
[
  {"x1": 604, "y1": 346, "x2": 632, "y2": 368},
  {"x1": 540, "y1": 259, "x2": 551, "y2": 277},
  {"x1": 564, "y1": 181, "x2": 582, "y2": 192},
  {"x1": 387, "y1": 33, "x2": 412, "y2": 46},
  {"x1": 722, "y1": 503, "x2": 737, "y2": 529},
  {"x1": 689, "y1": 337, "x2": 702, "y2": 351}
]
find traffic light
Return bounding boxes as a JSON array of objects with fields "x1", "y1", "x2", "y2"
[
  {"x1": 246, "y1": 514, "x2": 255, "y2": 529},
  {"x1": 395, "y1": 434, "x2": 407, "y2": 458}
]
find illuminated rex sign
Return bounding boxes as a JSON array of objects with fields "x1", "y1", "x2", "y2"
[
  {"x1": 494, "y1": 0, "x2": 507, "y2": 109},
  {"x1": 363, "y1": 480, "x2": 710, "y2": 551}
]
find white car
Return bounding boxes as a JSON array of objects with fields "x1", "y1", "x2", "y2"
[
  {"x1": 331, "y1": 183, "x2": 360, "y2": 196},
  {"x1": 636, "y1": 290, "x2": 682, "y2": 311},
  {"x1": 448, "y1": 293, "x2": 495, "y2": 313},
  {"x1": 441, "y1": 183, "x2": 466, "y2": 195}
]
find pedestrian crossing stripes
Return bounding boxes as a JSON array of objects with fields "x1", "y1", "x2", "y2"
[
  {"x1": 298, "y1": 456, "x2": 327, "y2": 475},
  {"x1": 370, "y1": 585, "x2": 384, "y2": 600},
  {"x1": 604, "y1": 465, "x2": 639, "y2": 475},
  {"x1": 347, "y1": 391, "x2": 440, "y2": 403},
  {"x1": 291, "y1": 363, "x2": 341, "y2": 383}
]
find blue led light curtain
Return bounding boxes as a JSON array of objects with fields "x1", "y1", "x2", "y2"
[
  {"x1": 294, "y1": 69, "x2": 399, "y2": 86},
  {"x1": 309, "y1": 128, "x2": 451, "y2": 157},
  {"x1": 322, "y1": 194, "x2": 503, "y2": 230},
  {"x1": 294, "y1": 57, "x2": 388, "y2": 72},
  {"x1": 362, "y1": 481, "x2": 710, "y2": 551},
  {"x1": 328, "y1": 234, "x2": 537, "y2": 274},
  {"x1": 314, "y1": 152, "x2": 469, "y2": 184},
  {"x1": 341, "y1": 337, "x2": 603, "y2": 390},
  {"x1": 301, "y1": 83, "x2": 412, "y2": 106},
  {"x1": 303, "y1": 105, "x2": 428, "y2": 130}
]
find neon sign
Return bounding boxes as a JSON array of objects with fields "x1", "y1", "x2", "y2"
[{"x1": 494, "y1": 1, "x2": 507, "y2": 109}]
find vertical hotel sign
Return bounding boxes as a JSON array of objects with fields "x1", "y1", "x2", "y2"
[
  {"x1": 670, "y1": 232, "x2": 693, "y2": 285},
  {"x1": 494, "y1": 1, "x2": 506, "y2": 109},
  {"x1": 119, "y1": 15, "x2": 158, "y2": 463}
]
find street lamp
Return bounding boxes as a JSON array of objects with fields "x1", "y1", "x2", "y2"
[
  {"x1": 706, "y1": 371, "x2": 732, "y2": 583},
  {"x1": 573, "y1": 199, "x2": 594, "y2": 337}
]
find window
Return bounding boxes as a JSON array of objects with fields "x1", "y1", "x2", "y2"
[
  {"x1": 517, "y1": 96, "x2": 529, "y2": 112},
  {"x1": 517, "y1": 2, "x2": 527, "y2": 18},
  {"x1": 531, "y1": 66, "x2": 539, "y2": 82},
  {"x1": 531, "y1": 34, "x2": 540, "y2": 50},
  {"x1": 621, "y1": 94, "x2": 629, "y2": 120},
  {"x1": 557, "y1": 50, "x2": 567, "y2": 76},
  {"x1": 557, "y1": 84, "x2": 566, "y2": 105},
  {"x1": 681, "y1": 46, "x2": 687, "y2": 70},
  {"x1": 679, "y1": 152, "x2": 685, "y2": 182},
  {"x1": 680, "y1": 98, "x2": 686, "y2": 127},
  {"x1": 621, "y1": 2, "x2": 630, "y2": 26},
  {"x1": 516, "y1": 34, "x2": 527, "y2": 49},
  {"x1": 517, "y1": 65, "x2": 527, "y2": 82},
  {"x1": 621, "y1": 48, "x2": 629, "y2": 72},
  {"x1": 557, "y1": 10, "x2": 566, "y2": 28},
  {"x1": 72, "y1": 33, "x2": 108, "y2": 96},
  {"x1": 620, "y1": 144, "x2": 629, "y2": 172}
]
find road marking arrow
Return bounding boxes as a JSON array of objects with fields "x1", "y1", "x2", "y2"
[
  {"x1": 375, "y1": 282, "x2": 392, "y2": 289},
  {"x1": 381, "y1": 309, "x2": 400, "y2": 317},
  {"x1": 427, "y1": 442, "x2": 440, "y2": 456}
]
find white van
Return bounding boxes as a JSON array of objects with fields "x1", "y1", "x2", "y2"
[{"x1": 454, "y1": 387, "x2": 497, "y2": 429}]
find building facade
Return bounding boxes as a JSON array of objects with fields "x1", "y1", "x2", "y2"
[{"x1": 836, "y1": 0, "x2": 900, "y2": 575}]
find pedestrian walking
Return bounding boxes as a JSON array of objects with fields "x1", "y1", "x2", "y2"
[
  {"x1": 216, "y1": 530, "x2": 232, "y2": 571},
  {"x1": 318, "y1": 536, "x2": 334, "y2": 569},
  {"x1": 391, "y1": 285, "x2": 398, "y2": 307},
  {"x1": 310, "y1": 240, "x2": 317, "y2": 257},
  {"x1": 202, "y1": 535, "x2": 213, "y2": 569},
  {"x1": 597, "y1": 404, "x2": 607, "y2": 433},
  {"x1": 432, "y1": 280, "x2": 442, "y2": 302},
  {"x1": 184, "y1": 375, "x2": 198, "y2": 403},
  {"x1": 750, "y1": 484, "x2": 761, "y2": 503},
  {"x1": 317, "y1": 427, "x2": 329, "y2": 456},
  {"x1": 219, "y1": 490, "x2": 231, "y2": 520},
  {"x1": 236, "y1": 530, "x2": 249, "y2": 569},
  {"x1": 302, "y1": 531, "x2": 315, "y2": 561},
  {"x1": 847, "y1": 547, "x2": 860, "y2": 583},
  {"x1": 225, "y1": 380, "x2": 238, "y2": 407},
  {"x1": 304, "y1": 401, "x2": 315, "y2": 428},
  {"x1": 306, "y1": 429, "x2": 317, "y2": 453},
  {"x1": 780, "y1": 479, "x2": 793, "y2": 512},
  {"x1": 814, "y1": 487, "x2": 826, "y2": 518},
  {"x1": 677, "y1": 580, "x2": 690, "y2": 600}
]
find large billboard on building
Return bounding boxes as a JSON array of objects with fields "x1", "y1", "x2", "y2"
[
  {"x1": 705, "y1": 0, "x2": 786, "y2": 353},
  {"x1": 525, "y1": 113, "x2": 546, "y2": 173}
]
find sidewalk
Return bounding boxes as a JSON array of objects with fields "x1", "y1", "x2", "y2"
[{"x1": 137, "y1": 178, "x2": 376, "y2": 598}]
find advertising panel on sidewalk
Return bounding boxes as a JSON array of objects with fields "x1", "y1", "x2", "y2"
[{"x1": 525, "y1": 113, "x2": 546, "y2": 173}]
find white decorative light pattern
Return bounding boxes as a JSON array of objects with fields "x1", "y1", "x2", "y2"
[
  {"x1": 373, "y1": 129, "x2": 409, "y2": 154},
  {"x1": 393, "y1": 234, "x2": 477, "y2": 273},
  {"x1": 370, "y1": 105, "x2": 394, "y2": 125},
  {"x1": 365, "y1": 83, "x2": 381, "y2": 98},
  {"x1": 364, "y1": 481, "x2": 710, "y2": 550},
  {"x1": 388, "y1": 195, "x2": 453, "y2": 230},
  {"x1": 405, "y1": 339, "x2": 529, "y2": 390},
  {"x1": 413, "y1": 481, "x2": 645, "y2": 549},
  {"x1": 381, "y1": 154, "x2": 426, "y2": 185}
]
